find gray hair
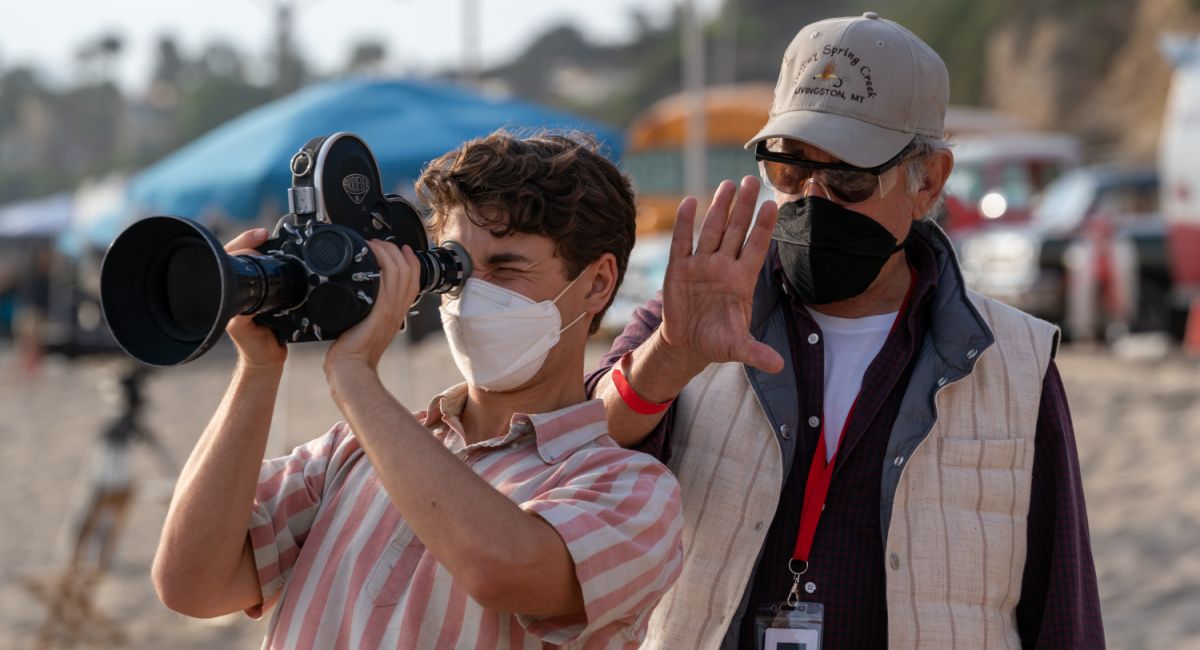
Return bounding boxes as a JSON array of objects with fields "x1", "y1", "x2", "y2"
[
  {"x1": 901, "y1": 134, "x2": 951, "y2": 220},
  {"x1": 902, "y1": 134, "x2": 951, "y2": 196}
]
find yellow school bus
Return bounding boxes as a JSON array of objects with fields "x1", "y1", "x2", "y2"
[{"x1": 622, "y1": 82, "x2": 774, "y2": 234}]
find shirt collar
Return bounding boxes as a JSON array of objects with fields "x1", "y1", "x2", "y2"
[{"x1": 420, "y1": 384, "x2": 609, "y2": 464}]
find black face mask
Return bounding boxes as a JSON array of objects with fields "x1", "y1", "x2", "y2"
[{"x1": 774, "y1": 197, "x2": 906, "y2": 305}]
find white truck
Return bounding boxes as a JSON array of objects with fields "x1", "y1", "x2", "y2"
[{"x1": 1152, "y1": 35, "x2": 1200, "y2": 341}]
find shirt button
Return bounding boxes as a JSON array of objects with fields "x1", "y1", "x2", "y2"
[
  {"x1": 808, "y1": 416, "x2": 820, "y2": 429},
  {"x1": 966, "y1": 348, "x2": 978, "y2": 359},
  {"x1": 893, "y1": 455, "x2": 905, "y2": 467},
  {"x1": 807, "y1": 333, "x2": 820, "y2": 345},
  {"x1": 889, "y1": 553, "x2": 900, "y2": 570},
  {"x1": 937, "y1": 376, "x2": 948, "y2": 387},
  {"x1": 804, "y1": 581, "x2": 817, "y2": 594},
  {"x1": 779, "y1": 424, "x2": 791, "y2": 440}
]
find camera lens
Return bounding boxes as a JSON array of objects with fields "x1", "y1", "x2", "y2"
[
  {"x1": 163, "y1": 242, "x2": 223, "y2": 339},
  {"x1": 100, "y1": 216, "x2": 308, "y2": 366},
  {"x1": 414, "y1": 240, "x2": 472, "y2": 295}
]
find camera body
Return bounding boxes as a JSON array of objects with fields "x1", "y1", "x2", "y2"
[
  {"x1": 252, "y1": 216, "x2": 378, "y2": 344},
  {"x1": 100, "y1": 132, "x2": 471, "y2": 367},
  {"x1": 250, "y1": 132, "x2": 459, "y2": 343}
]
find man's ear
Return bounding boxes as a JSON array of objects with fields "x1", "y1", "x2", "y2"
[
  {"x1": 583, "y1": 252, "x2": 619, "y2": 316},
  {"x1": 911, "y1": 148, "x2": 954, "y2": 220}
]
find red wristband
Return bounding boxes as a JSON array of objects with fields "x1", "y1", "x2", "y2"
[{"x1": 611, "y1": 352, "x2": 675, "y2": 415}]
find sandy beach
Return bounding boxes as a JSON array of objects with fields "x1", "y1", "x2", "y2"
[{"x1": 0, "y1": 334, "x2": 1196, "y2": 649}]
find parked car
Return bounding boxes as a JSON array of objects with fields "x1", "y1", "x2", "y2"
[
  {"x1": 1108, "y1": 218, "x2": 1180, "y2": 339},
  {"x1": 957, "y1": 164, "x2": 1162, "y2": 341},
  {"x1": 939, "y1": 132, "x2": 1080, "y2": 238}
]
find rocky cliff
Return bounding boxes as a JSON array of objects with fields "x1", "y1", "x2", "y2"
[{"x1": 986, "y1": 0, "x2": 1200, "y2": 161}]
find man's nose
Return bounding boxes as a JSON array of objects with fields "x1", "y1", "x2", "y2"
[{"x1": 802, "y1": 177, "x2": 834, "y2": 201}]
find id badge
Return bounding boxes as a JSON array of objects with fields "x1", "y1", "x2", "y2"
[{"x1": 754, "y1": 602, "x2": 823, "y2": 650}]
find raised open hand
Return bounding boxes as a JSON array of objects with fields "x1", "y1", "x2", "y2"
[{"x1": 659, "y1": 175, "x2": 784, "y2": 374}]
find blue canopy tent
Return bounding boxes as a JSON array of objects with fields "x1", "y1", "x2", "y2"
[
  {"x1": 65, "y1": 78, "x2": 624, "y2": 344},
  {"x1": 122, "y1": 77, "x2": 624, "y2": 226}
]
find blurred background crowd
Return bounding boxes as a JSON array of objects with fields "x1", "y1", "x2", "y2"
[{"x1": 2, "y1": 0, "x2": 1199, "y2": 648}]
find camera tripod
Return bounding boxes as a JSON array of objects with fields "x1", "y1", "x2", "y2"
[{"x1": 22, "y1": 361, "x2": 174, "y2": 649}]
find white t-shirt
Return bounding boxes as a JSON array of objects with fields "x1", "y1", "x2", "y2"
[{"x1": 805, "y1": 307, "x2": 899, "y2": 462}]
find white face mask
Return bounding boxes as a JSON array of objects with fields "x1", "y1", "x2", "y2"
[{"x1": 439, "y1": 274, "x2": 588, "y2": 392}]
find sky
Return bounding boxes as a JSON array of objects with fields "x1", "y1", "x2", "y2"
[{"x1": 2, "y1": 0, "x2": 722, "y2": 92}]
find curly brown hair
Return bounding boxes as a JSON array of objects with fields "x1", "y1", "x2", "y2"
[{"x1": 416, "y1": 130, "x2": 637, "y2": 333}]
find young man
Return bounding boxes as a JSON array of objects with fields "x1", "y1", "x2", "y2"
[{"x1": 151, "y1": 132, "x2": 683, "y2": 648}]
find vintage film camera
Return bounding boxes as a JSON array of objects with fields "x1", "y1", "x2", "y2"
[{"x1": 100, "y1": 132, "x2": 471, "y2": 367}]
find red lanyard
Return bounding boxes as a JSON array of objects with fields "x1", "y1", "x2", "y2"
[
  {"x1": 787, "y1": 410, "x2": 855, "y2": 606},
  {"x1": 792, "y1": 407, "x2": 854, "y2": 566},
  {"x1": 790, "y1": 267, "x2": 917, "y2": 571}
]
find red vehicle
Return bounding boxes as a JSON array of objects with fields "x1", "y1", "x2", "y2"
[{"x1": 940, "y1": 132, "x2": 1081, "y2": 239}]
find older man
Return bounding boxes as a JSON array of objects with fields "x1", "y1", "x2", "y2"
[{"x1": 591, "y1": 12, "x2": 1103, "y2": 649}]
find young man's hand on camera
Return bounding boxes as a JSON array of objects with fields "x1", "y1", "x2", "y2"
[
  {"x1": 222, "y1": 228, "x2": 288, "y2": 373},
  {"x1": 323, "y1": 239, "x2": 420, "y2": 381}
]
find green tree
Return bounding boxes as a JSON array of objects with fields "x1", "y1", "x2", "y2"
[
  {"x1": 153, "y1": 36, "x2": 186, "y2": 88},
  {"x1": 174, "y1": 41, "x2": 272, "y2": 144}
]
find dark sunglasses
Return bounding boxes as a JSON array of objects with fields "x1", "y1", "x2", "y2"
[{"x1": 754, "y1": 140, "x2": 913, "y2": 203}]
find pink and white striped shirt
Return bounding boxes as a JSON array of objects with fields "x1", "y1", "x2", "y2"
[{"x1": 245, "y1": 385, "x2": 683, "y2": 649}]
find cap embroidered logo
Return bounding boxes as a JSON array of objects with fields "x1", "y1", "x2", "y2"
[{"x1": 813, "y1": 62, "x2": 843, "y2": 87}]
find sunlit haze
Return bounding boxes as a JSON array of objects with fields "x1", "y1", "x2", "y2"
[{"x1": 3, "y1": 0, "x2": 722, "y2": 91}]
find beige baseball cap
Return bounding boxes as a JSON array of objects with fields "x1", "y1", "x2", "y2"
[{"x1": 746, "y1": 12, "x2": 949, "y2": 168}]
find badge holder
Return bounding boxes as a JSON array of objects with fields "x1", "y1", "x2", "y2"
[
  {"x1": 755, "y1": 559, "x2": 823, "y2": 650},
  {"x1": 754, "y1": 600, "x2": 823, "y2": 650}
]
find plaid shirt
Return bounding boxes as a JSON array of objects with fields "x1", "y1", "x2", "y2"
[
  {"x1": 245, "y1": 386, "x2": 684, "y2": 649},
  {"x1": 588, "y1": 236, "x2": 1104, "y2": 648}
]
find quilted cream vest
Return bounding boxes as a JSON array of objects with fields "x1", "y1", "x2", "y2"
[{"x1": 642, "y1": 293, "x2": 1057, "y2": 649}]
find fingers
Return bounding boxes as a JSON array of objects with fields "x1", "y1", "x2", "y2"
[
  {"x1": 693, "y1": 180, "x2": 736, "y2": 255},
  {"x1": 669, "y1": 197, "x2": 698, "y2": 265},
  {"x1": 326, "y1": 240, "x2": 419, "y2": 368},
  {"x1": 396, "y1": 245, "x2": 422, "y2": 307},
  {"x1": 367, "y1": 240, "x2": 418, "y2": 324},
  {"x1": 224, "y1": 228, "x2": 269, "y2": 254},
  {"x1": 739, "y1": 198, "x2": 778, "y2": 266},
  {"x1": 368, "y1": 240, "x2": 402, "y2": 302},
  {"x1": 716, "y1": 176, "x2": 762, "y2": 258}
]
